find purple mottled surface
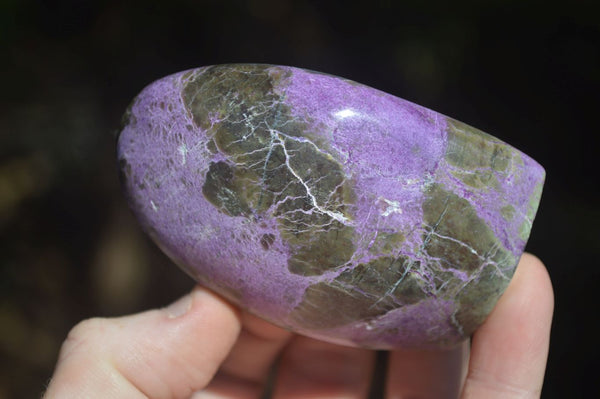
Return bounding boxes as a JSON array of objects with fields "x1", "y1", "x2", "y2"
[{"x1": 118, "y1": 64, "x2": 545, "y2": 349}]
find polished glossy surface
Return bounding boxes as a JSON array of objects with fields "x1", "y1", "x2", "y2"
[{"x1": 117, "y1": 64, "x2": 544, "y2": 349}]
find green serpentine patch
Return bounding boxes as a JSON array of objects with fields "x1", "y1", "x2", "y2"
[{"x1": 182, "y1": 65, "x2": 355, "y2": 276}]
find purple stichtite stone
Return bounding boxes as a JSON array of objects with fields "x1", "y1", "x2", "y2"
[{"x1": 117, "y1": 64, "x2": 545, "y2": 349}]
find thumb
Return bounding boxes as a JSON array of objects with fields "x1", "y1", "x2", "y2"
[{"x1": 44, "y1": 286, "x2": 241, "y2": 399}]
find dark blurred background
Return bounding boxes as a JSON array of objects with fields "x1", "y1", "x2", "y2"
[{"x1": 1, "y1": 0, "x2": 598, "y2": 397}]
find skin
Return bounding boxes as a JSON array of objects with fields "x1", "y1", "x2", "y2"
[{"x1": 44, "y1": 253, "x2": 553, "y2": 399}]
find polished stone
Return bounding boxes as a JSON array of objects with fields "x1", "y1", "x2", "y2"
[{"x1": 117, "y1": 64, "x2": 545, "y2": 349}]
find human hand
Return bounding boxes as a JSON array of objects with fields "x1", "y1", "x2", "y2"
[{"x1": 44, "y1": 253, "x2": 553, "y2": 398}]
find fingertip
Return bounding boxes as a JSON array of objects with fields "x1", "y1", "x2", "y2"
[
  {"x1": 175, "y1": 285, "x2": 242, "y2": 325},
  {"x1": 122, "y1": 285, "x2": 243, "y2": 396},
  {"x1": 462, "y1": 253, "x2": 554, "y2": 398},
  {"x1": 506, "y1": 253, "x2": 555, "y2": 336},
  {"x1": 518, "y1": 253, "x2": 554, "y2": 311}
]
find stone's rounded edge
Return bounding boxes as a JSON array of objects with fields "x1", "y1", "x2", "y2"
[
  {"x1": 117, "y1": 64, "x2": 546, "y2": 350},
  {"x1": 116, "y1": 70, "x2": 200, "y2": 272},
  {"x1": 519, "y1": 151, "x2": 546, "y2": 218},
  {"x1": 316, "y1": 297, "x2": 466, "y2": 349},
  {"x1": 440, "y1": 116, "x2": 546, "y2": 254},
  {"x1": 117, "y1": 64, "x2": 325, "y2": 323}
]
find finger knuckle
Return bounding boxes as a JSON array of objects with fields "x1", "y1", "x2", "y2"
[{"x1": 58, "y1": 317, "x2": 109, "y2": 362}]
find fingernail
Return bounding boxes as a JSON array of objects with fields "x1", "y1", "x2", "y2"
[{"x1": 166, "y1": 292, "x2": 193, "y2": 318}]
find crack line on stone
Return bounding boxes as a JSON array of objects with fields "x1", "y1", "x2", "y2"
[{"x1": 273, "y1": 130, "x2": 350, "y2": 225}]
